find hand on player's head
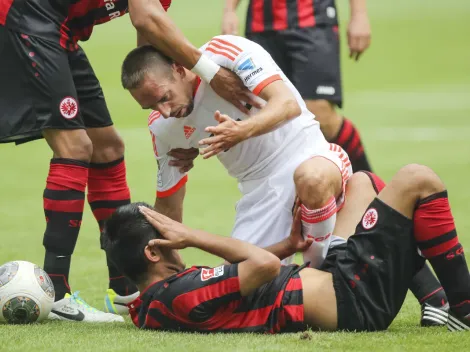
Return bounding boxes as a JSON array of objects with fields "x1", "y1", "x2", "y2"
[{"x1": 139, "y1": 206, "x2": 193, "y2": 250}]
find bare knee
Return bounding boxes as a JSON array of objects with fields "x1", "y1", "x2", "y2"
[
  {"x1": 305, "y1": 99, "x2": 342, "y2": 140},
  {"x1": 87, "y1": 126, "x2": 125, "y2": 163},
  {"x1": 348, "y1": 172, "x2": 375, "y2": 192},
  {"x1": 43, "y1": 129, "x2": 93, "y2": 162},
  {"x1": 395, "y1": 164, "x2": 445, "y2": 199},
  {"x1": 294, "y1": 159, "x2": 341, "y2": 209}
]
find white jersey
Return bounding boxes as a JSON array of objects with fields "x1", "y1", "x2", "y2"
[{"x1": 148, "y1": 35, "x2": 322, "y2": 198}]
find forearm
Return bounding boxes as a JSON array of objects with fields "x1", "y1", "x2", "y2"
[
  {"x1": 129, "y1": 0, "x2": 201, "y2": 69},
  {"x1": 224, "y1": 0, "x2": 241, "y2": 12},
  {"x1": 349, "y1": 0, "x2": 368, "y2": 16},
  {"x1": 190, "y1": 230, "x2": 274, "y2": 264},
  {"x1": 243, "y1": 96, "x2": 300, "y2": 138},
  {"x1": 264, "y1": 239, "x2": 296, "y2": 261}
]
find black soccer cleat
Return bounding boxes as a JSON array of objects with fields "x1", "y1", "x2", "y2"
[
  {"x1": 447, "y1": 311, "x2": 470, "y2": 331},
  {"x1": 421, "y1": 303, "x2": 449, "y2": 327}
]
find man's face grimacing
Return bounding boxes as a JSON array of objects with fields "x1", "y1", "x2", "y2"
[{"x1": 130, "y1": 64, "x2": 195, "y2": 119}]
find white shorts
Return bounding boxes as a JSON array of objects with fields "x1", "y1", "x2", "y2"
[{"x1": 231, "y1": 140, "x2": 353, "y2": 265}]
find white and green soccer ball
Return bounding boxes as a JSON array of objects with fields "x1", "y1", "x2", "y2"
[{"x1": 0, "y1": 261, "x2": 55, "y2": 324}]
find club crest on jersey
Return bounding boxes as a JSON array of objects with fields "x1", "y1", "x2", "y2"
[
  {"x1": 238, "y1": 57, "x2": 256, "y2": 71},
  {"x1": 59, "y1": 97, "x2": 78, "y2": 119},
  {"x1": 201, "y1": 266, "x2": 224, "y2": 281},
  {"x1": 184, "y1": 125, "x2": 196, "y2": 139},
  {"x1": 362, "y1": 208, "x2": 378, "y2": 230}
]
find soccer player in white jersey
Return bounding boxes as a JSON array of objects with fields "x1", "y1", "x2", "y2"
[{"x1": 121, "y1": 35, "x2": 352, "y2": 268}]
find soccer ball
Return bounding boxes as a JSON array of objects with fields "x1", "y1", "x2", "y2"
[{"x1": 0, "y1": 261, "x2": 55, "y2": 324}]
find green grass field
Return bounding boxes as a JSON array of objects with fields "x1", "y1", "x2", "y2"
[{"x1": 1, "y1": 1, "x2": 470, "y2": 350}]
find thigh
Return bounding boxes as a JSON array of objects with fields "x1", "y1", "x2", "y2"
[
  {"x1": 334, "y1": 198, "x2": 424, "y2": 331},
  {"x1": 232, "y1": 177, "x2": 296, "y2": 263},
  {"x1": 0, "y1": 27, "x2": 84, "y2": 144},
  {"x1": 68, "y1": 46, "x2": 113, "y2": 129},
  {"x1": 284, "y1": 26, "x2": 343, "y2": 107}
]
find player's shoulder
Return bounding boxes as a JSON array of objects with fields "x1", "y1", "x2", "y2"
[
  {"x1": 200, "y1": 35, "x2": 264, "y2": 66},
  {"x1": 148, "y1": 111, "x2": 175, "y2": 133}
]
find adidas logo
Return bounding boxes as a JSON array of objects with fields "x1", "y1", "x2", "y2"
[{"x1": 184, "y1": 125, "x2": 196, "y2": 139}]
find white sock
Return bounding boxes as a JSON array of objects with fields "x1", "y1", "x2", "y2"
[{"x1": 301, "y1": 196, "x2": 337, "y2": 268}]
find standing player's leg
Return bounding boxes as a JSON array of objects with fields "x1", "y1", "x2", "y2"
[
  {"x1": 375, "y1": 164, "x2": 470, "y2": 330},
  {"x1": 285, "y1": 26, "x2": 373, "y2": 172},
  {"x1": 293, "y1": 144, "x2": 352, "y2": 268},
  {"x1": 69, "y1": 47, "x2": 139, "y2": 313}
]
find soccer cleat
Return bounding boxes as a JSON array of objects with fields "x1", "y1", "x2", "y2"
[
  {"x1": 447, "y1": 311, "x2": 470, "y2": 332},
  {"x1": 48, "y1": 292, "x2": 124, "y2": 323},
  {"x1": 104, "y1": 288, "x2": 140, "y2": 315},
  {"x1": 421, "y1": 303, "x2": 449, "y2": 327}
]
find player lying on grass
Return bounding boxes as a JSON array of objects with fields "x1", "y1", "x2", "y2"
[
  {"x1": 122, "y1": 35, "x2": 355, "y2": 269},
  {"x1": 103, "y1": 164, "x2": 470, "y2": 332}
]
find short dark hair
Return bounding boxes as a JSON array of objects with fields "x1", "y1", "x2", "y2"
[
  {"x1": 121, "y1": 45, "x2": 174, "y2": 90},
  {"x1": 103, "y1": 202, "x2": 162, "y2": 284}
]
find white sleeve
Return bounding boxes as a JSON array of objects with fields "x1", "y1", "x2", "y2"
[
  {"x1": 148, "y1": 112, "x2": 188, "y2": 198},
  {"x1": 201, "y1": 35, "x2": 283, "y2": 96}
]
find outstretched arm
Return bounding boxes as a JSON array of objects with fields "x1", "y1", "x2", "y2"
[{"x1": 140, "y1": 207, "x2": 281, "y2": 296}]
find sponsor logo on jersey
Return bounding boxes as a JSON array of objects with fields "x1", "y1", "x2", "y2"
[
  {"x1": 201, "y1": 266, "x2": 224, "y2": 281},
  {"x1": 362, "y1": 208, "x2": 378, "y2": 230},
  {"x1": 184, "y1": 125, "x2": 196, "y2": 139},
  {"x1": 59, "y1": 97, "x2": 78, "y2": 119},
  {"x1": 238, "y1": 57, "x2": 256, "y2": 71},
  {"x1": 316, "y1": 86, "x2": 336, "y2": 95},
  {"x1": 104, "y1": 0, "x2": 122, "y2": 20},
  {"x1": 244, "y1": 67, "x2": 264, "y2": 83}
]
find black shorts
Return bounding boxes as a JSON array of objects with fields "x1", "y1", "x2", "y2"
[
  {"x1": 328, "y1": 198, "x2": 425, "y2": 331},
  {"x1": 246, "y1": 26, "x2": 342, "y2": 107},
  {"x1": 0, "y1": 26, "x2": 112, "y2": 145}
]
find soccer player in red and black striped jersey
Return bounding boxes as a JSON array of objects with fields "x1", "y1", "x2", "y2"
[
  {"x1": 0, "y1": 0, "x2": 260, "y2": 322},
  {"x1": 222, "y1": 0, "x2": 373, "y2": 173},
  {"x1": 104, "y1": 164, "x2": 470, "y2": 333}
]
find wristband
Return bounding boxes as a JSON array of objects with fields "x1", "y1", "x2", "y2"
[{"x1": 191, "y1": 55, "x2": 220, "y2": 83}]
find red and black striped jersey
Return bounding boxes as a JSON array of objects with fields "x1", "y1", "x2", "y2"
[
  {"x1": 128, "y1": 264, "x2": 306, "y2": 333},
  {"x1": 0, "y1": 0, "x2": 172, "y2": 51},
  {"x1": 246, "y1": 0, "x2": 338, "y2": 33}
]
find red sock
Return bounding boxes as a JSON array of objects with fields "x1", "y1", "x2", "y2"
[
  {"x1": 414, "y1": 191, "x2": 470, "y2": 314},
  {"x1": 87, "y1": 157, "x2": 137, "y2": 295},
  {"x1": 333, "y1": 118, "x2": 372, "y2": 172},
  {"x1": 43, "y1": 158, "x2": 89, "y2": 300}
]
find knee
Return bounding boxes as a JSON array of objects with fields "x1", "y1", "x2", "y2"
[
  {"x1": 294, "y1": 164, "x2": 333, "y2": 209},
  {"x1": 348, "y1": 172, "x2": 374, "y2": 191},
  {"x1": 90, "y1": 130, "x2": 125, "y2": 163},
  {"x1": 45, "y1": 129, "x2": 93, "y2": 162},
  {"x1": 396, "y1": 164, "x2": 445, "y2": 197}
]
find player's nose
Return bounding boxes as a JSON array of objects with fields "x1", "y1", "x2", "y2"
[{"x1": 157, "y1": 104, "x2": 171, "y2": 119}]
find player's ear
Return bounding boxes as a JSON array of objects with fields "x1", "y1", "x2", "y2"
[
  {"x1": 173, "y1": 63, "x2": 186, "y2": 78},
  {"x1": 144, "y1": 245, "x2": 161, "y2": 263}
]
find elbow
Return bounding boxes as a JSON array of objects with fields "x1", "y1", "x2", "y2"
[
  {"x1": 256, "y1": 253, "x2": 281, "y2": 281},
  {"x1": 131, "y1": 13, "x2": 150, "y2": 32},
  {"x1": 285, "y1": 98, "x2": 301, "y2": 120}
]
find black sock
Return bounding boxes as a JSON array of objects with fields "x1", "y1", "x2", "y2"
[
  {"x1": 410, "y1": 263, "x2": 448, "y2": 308},
  {"x1": 107, "y1": 257, "x2": 135, "y2": 296},
  {"x1": 43, "y1": 159, "x2": 88, "y2": 301},
  {"x1": 332, "y1": 118, "x2": 373, "y2": 172},
  {"x1": 44, "y1": 252, "x2": 72, "y2": 301},
  {"x1": 414, "y1": 192, "x2": 470, "y2": 316}
]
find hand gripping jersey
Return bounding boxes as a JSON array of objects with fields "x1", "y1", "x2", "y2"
[
  {"x1": 148, "y1": 35, "x2": 322, "y2": 198},
  {"x1": 128, "y1": 264, "x2": 306, "y2": 333}
]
